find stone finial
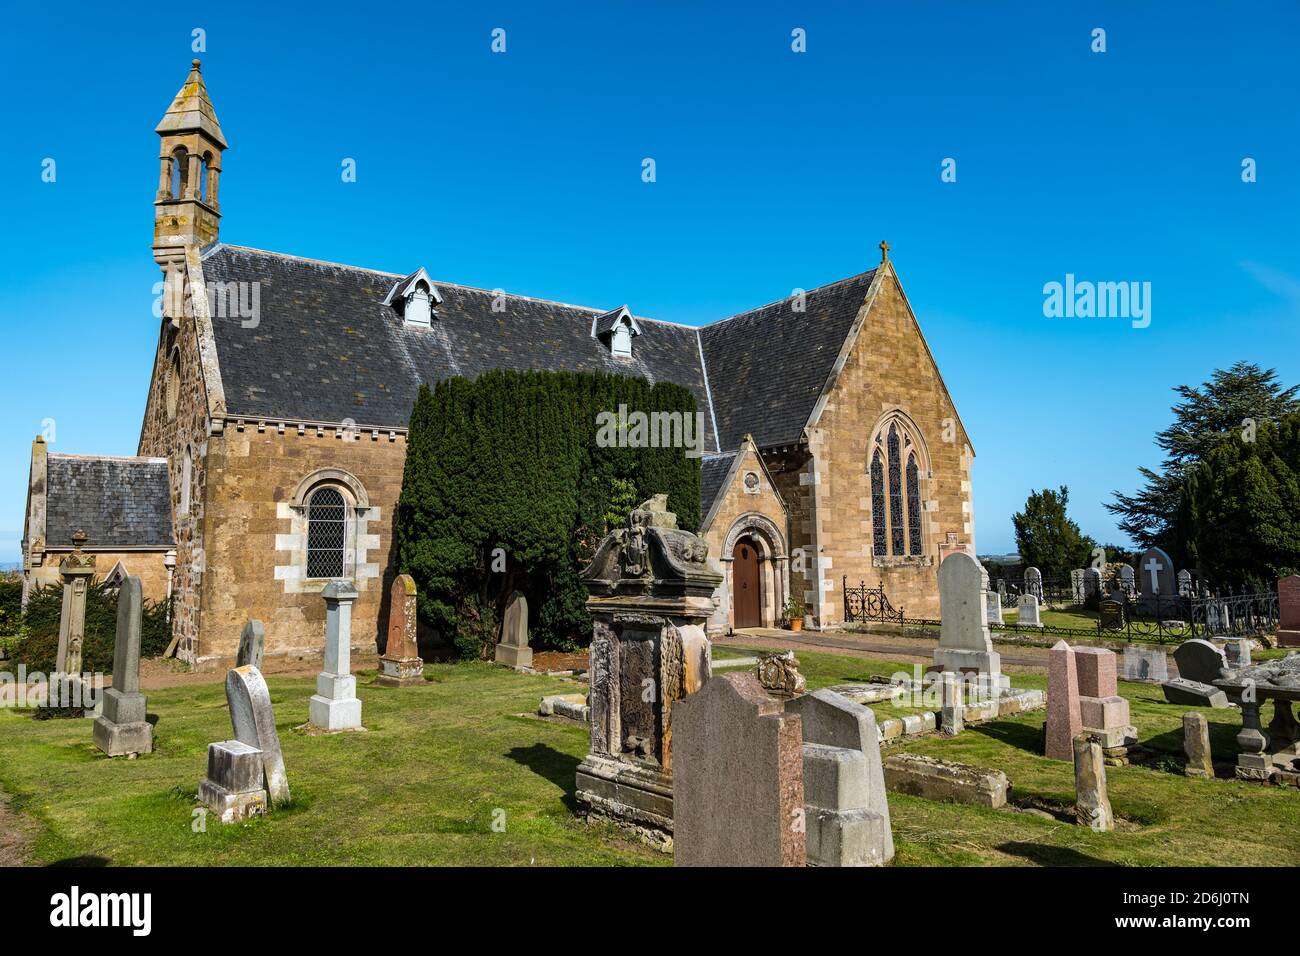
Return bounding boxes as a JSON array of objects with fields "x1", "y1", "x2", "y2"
[
  {"x1": 192, "y1": 58, "x2": 202, "y2": 71},
  {"x1": 879, "y1": 239, "x2": 890, "y2": 263},
  {"x1": 757, "y1": 651, "x2": 806, "y2": 698},
  {"x1": 71, "y1": 529, "x2": 87, "y2": 551}
]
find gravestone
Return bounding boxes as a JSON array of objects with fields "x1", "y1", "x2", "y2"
[
  {"x1": 1161, "y1": 677, "x2": 1229, "y2": 708},
  {"x1": 985, "y1": 589, "x2": 1004, "y2": 625},
  {"x1": 494, "y1": 591, "x2": 532, "y2": 670},
  {"x1": 1118, "y1": 564, "x2": 1136, "y2": 597},
  {"x1": 1137, "y1": 546, "x2": 1176, "y2": 615},
  {"x1": 236, "y1": 620, "x2": 264, "y2": 670},
  {"x1": 1017, "y1": 593, "x2": 1042, "y2": 627},
  {"x1": 1023, "y1": 566, "x2": 1043, "y2": 602},
  {"x1": 1099, "y1": 599, "x2": 1125, "y2": 631},
  {"x1": 1070, "y1": 569, "x2": 1086, "y2": 604},
  {"x1": 786, "y1": 689, "x2": 894, "y2": 867},
  {"x1": 1120, "y1": 645, "x2": 1168, "y2": 682},
  {"x1": 674, "y1": 672, "x2": 805, "y2": 867},
  {"x1": 933, "y1": 552, "x2": 1007, "y2": 691},
  {"x1": 939, "y1": 671, "x2": 964, "y2": 735},
  {"x1": 1073, "y1": 734, "x2": 1114, "y2": 832},
  {"x1": 1074, "y1": 647, "x2": 1134, "y2": 757},
  {"x1": 1177, "y1": 569, "x2": 1194, "y2": 598},
  {"x1": 308, "y1": 581, "x2": 363, "y2": 732},
  {"x1": 1045, "y1": 641, "x2": 1081, "y2": 760},
  {"x1": 54, "y1": 532, "x2": 96, "y2": 710},
  {"x1": 1082, "y1": 568, "x2": 1103, "y2": 604},
  {"x1": 1182, "y1": 712, "x2": 1213, "y2": 778},
  {"x1": 1223, "y1": 639, "x2": 1251, "y2": 668},
  {"x1": 576, "y1": 496, "x2": 722, "y2": 844},
  {"x1": 1074, "y1": 647, "x2": 1117, "y2": 699},
  {"x1": 996, "y1": 578, "x2": 1008, "y2": 598},
  {"x1": 377, "y1": 574, "x2": 424, "y2": 687},
  {"x1": 91, "y1": 577, "x2": 154, "y2": 756},
  {"x1": 1278, "y1": 575, "x2": 1300, "y2": 648},
  {"x1": 1174, "y1": 638, "x2": 1227, "y2": 684},
  {"x1": 198, "y1": 740, "x2": 267, "y2": 823},
  {"x1": 227, "y1": 666, "x2": 289, "y2": 804}
]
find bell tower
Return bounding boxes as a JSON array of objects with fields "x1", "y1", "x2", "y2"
[{"x1": 152, "y1": 60, "x2": 227, "y2": 312}]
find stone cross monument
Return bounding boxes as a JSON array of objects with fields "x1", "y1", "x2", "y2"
[
  {"x1": 575, "y1": 495, "x2": 722, "y2": 846},
  {"x1": 308, "y1": 581, "x2": 364, "y2": 732},
  {"x1": 56, "y1": 530, "x2": 96, "y2": 677},
  {"x1": 92, "y1": 576, "x2": 154, "y2": 756}
]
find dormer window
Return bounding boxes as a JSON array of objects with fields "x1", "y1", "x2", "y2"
[
  {"x1": 592, "y1": 305, "x2": 641, "y2": 358},
  {"x1": 383, "y1": 268, "x2": 442, "y2": 329}
]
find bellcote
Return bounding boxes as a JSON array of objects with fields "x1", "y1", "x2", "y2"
[
  {"x1": 153, "y1": 60, "x2": 226, "y2": 258},
  {"x1": 384, "y1": 268, "x2": 442, "y2": 328}
]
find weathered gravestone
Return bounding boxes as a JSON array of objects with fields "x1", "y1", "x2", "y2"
[
  {"x1": 933, "y1": 552, "x2": 1007, "y2": 692},
  {"x1": 1045, "y1": 641, "x2": 1081, "y2": 760},
  {"x1": 939, "y1": 671, "x2": 964, "y2": 735},
  {"x1": 673, "y1": 671, "x2": 806, "y2": 867},
  {"x1": 576, "y1": 496, "x2": 721, "y2": 845},
  {"x1": 1120, "y1": 645, "x2": 1168, "y2": 682},
  {"x1": 227, "y1": 666, "x2": 289, "y2": 803},
  {"x1": 985, "y1": 589, "x2": 1004, "y2": 625},
  {"x1": 1099, "y1": 599, "x2": 1125, "y2": 632},
  {"x1": 1118, "y1": 564, "x2": 1136, "y2": 597},
  {"x1": 1073, "y1": 734, "x2": 1114, "y2": 832},
  {"x1": 494, "y1": 590, "x2": 532, "y2": 671},
  {"x1": 1023, "y1": 566, "x2": 1043, "y2": 602},
  {"x1": 198, "y1": 740, "x2": 267, "y2": 824},
  {"x1": 1278, "y1": 575, "x2": 1300, "y2": 648},
  {"x1": 54, "y1": 531, "x2": 96, "y2": 710},
  {"x1": 1182, "y1": 712, "x2": 1214, "y2": 778},
  {"x1": 1162, "y1": 677, "x2": 1229, "y2": 708},
  {"x1": 377, "y1": 574, "x2": 423, "y2": 687},
  {"x1": 1083, "y1": 567, "x2": 1104, "y2": 605},
  {"x1": 92, "y1": 576, "x2": 154, "y2": 756},
  {"x1": 1177, "y1": 569, "x2": 1194, "y2": 597},
  {"x1": 236, "y1": 619, "x2": 264, "y2": 670},
  {"x1": 1223, "y1": 638, "x2": 1252, "y2": 668},
  {"x1": 1137, "y1": 546, "x2": 1176, "y2": 615},
  {"x1": 199, "y1": 663, "x2": 289, "y2": 824},
  {"x1": 1017, "y1": 593, "x2": 1042, "y2": 627},
  {"x1": 1074, "y1": 647, "x2": 1135, "y2": 759},
  {"x1": 308, "y1": 581, "x2": 363, "y2": 732},
  {"x1": 1070, "y1": 569, "x2": 1086, "y2": 605},
  {"x1": 1174, "y1": 638, "x2": 1227, "y2": 684},
  {"x1": 786, "y1": 689, "x2": 894, "y2": 867}
]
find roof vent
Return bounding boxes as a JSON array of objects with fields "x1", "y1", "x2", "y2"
[
  {"x1": 384, "y1": 268, "x2": 442, "y2": 328},
  {"x1": 592, "y1": 305, "x2": 640, "y2": 357}
]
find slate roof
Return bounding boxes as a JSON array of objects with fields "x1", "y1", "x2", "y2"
[
  {"x1": 201, "y1": 246, "x2": 717, "y2": 450},
  {"x1": 699, "y1": 452, "x2": 736, "y2": 523},
  {"x1": 700, "y1": 270, "x2": 876, "y2": 449},
  {"x1": 45, "y1": 455, "x2": 174, "y2": 549}
]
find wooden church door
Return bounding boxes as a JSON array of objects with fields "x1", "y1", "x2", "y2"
[{"x1": 732, "y1": 538, "x2": 761, "y2": 628}]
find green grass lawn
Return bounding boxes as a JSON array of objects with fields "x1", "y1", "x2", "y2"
[{"x1": 2, "y1": 648, "x2": 1297, "y2": 867}]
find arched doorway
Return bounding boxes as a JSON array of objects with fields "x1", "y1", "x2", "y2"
[{"x1": 732, "y1": 537, "x2": 762, "y2": 628}]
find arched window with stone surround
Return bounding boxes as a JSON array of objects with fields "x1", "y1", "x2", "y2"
[
  {"x1": 170, "y1": 147, "x2": 188, "y2": 199},
  {"x1": 306, "y1": 487, "x2": 347, "y2": 579},
  {"x1": 867, "y1": 413, "x2": 930, "y2": 560}
]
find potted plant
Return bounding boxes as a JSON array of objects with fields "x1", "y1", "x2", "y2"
[{"x1": 784, "y1": 599, "x2": 804, "y2": 632}]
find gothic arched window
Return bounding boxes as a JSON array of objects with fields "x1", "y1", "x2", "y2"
[
  {"x1": 306, "y1": 487, "x2": 347, "y2": 579},
  {"x1": 867, "y1": 415, "x2": 930, "y2": 559}
]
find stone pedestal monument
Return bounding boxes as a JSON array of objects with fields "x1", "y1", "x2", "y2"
[
  {"x1": 54, "y1": 531, "x2": 96, "y2": 710},
  {"x1": 92, "y1": 576, "x2": 154, "y2": 756},
  {"x1": 377, "y1": 574, "x2": 424, "y2": 687},
  {"x1": 493, "y1": 591, "x2": 532, "y2": 670},
  {"x1": 933, "y1": 552, "x2": 1008, "y2": 692},
  {"x1": 575, "y1": 495, "x2": 722, "y2": 846},
  {"x1": 308, "y1": 581, "x2": 363, "y2": 732}
]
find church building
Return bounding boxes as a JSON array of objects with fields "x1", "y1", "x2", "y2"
[{"x1": 20, "y1": 61, "x2": 977, "y2": 668}]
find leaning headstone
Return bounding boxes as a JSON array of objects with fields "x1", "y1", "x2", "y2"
[
  {"x1": 1278, "y1": 575, "x2": 1300, "y2": 648},
  {"x1": 308, "y1": 581, "x2": 363, "y2": 732},
  {"x1": 236, "y1": 620, "x2": 265, "y2": 670},
  {"x1": 198, "y1": 740, "x2": 267, "y2": 824},
  {"x1": 92, "y1": 577, "x2": 154, "y2": 756},
  {"x1": 1120, "y1": 645, "x2": 1168, "y2": 682},
  {"x1": 674, "y1": 672, "x2": 806, "y2": 867},
  {"x1": 1017, "y1": 593, "x2": 1042, "y2": 627},
  {"x1": 985, "y1": 589, "x2": 1004, "y2": 625},
  {"x1": 1174, "y1": 638, "x2": 1227, "y2": 684},
  {"x1": 494, "y1": 591, "x2": 532, "y2": 670},
  {"x1": 933, "y1": 552, "x2": 1007, "y2": 691},
  {"x1": 1073, "y1": 734, "x2": 1114, "y2": 832},
  {"x1": 1161, "y1": 677, "x2": 1229, "y2": 708},
  {"x1": 1045, "y1": 641, "x2": 1081, "y2": 760},
  {"x1": 1137, "y1": 546, "x2": 1176, "y2": 615},
  {"x1": 1023, "y1": 566, "x2": 1043, "y2": 601},
  {"x1": 227, "y1": 666, "x2": 289, "y2": 804},
  {"x1": 576, "y1": 496, "x2": 721, "y2": 844},
  {"x1": 377, "y1": 574, "x2": 423, "y2": 687},
  {"x1": 786, "y1": 689, "x2": 893, "y2": 867},
  {"x1": 1182, "y1": 712, "x2": 1214, "y2": 778}
]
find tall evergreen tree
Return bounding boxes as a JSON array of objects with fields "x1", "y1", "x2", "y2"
[
  {"x1": 1012, "y1": 486, "x2": 1096, "y2": 578},
  {"x1": 1106, "y1": 362, "x2": 1299, "y2": 566}
]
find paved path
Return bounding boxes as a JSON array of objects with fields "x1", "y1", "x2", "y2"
[{"x1": 717, "y1": 627, "x2": 1052, "y2": 671}]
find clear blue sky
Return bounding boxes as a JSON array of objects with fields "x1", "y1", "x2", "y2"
[{"x1": 2, "y1": 1, "x2": 1298, "y2": 564}]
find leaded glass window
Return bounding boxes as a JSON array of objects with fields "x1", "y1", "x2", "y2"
[
  {"x1": 906, "y1": 453, "x2": 922, "y2": 555},
  {"x1": 870, "y1": 447, "x2": 886, "y2": 556},
  {"x1": 307, "y1": 487, "x2": 347, "y2": 579},
  {"x1": 887, "y1": 425, "x2": 904, "y2": 555}
]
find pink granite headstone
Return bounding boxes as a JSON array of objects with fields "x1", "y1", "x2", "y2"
[
  {"x1": 1073, "y1": 647, "x2": 1118, "y2": 698},
  {"x1": 376, "y1": 574, "x2": 423, "y2": 687},
  {"x1": 1046, "y1": 641, "x2": 1082, "y2": 761},
  {"x1": 1279, "y1": 575, "x2": 1300, "y2": 648}
]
